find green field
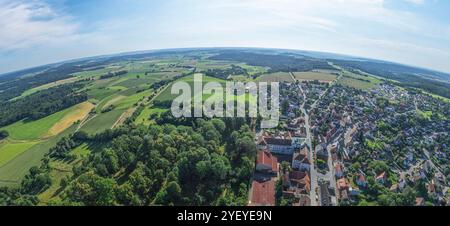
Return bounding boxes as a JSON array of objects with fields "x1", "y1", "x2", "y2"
[
  {"x1": 337, "y1": 71, "x2": 381, "y2": 90},
  {"x1": 293, "y1": 71, "x2": 338, "y2": 82},
  {"x1": 256, "y1": 72, "x2": 295, "y2": 83},
  {"x1": 0, "y1": 125, "x2": 77, "y2": 187},
  {"x1": 80, "y1": 109, "x2": 125, "y2": 134},
  {"x1": 0, "y1": 141, "x2": 38, "y2": 167},
  {"x1": 13, "y1": 77, "x2": 81, "y2": 100},
  {"x1": 0, "y1": 104, "x2": 83, "y2": 140},
  {"x1": 135, "y1": 107, "x2": 168, "y2": 125},
  {"x1": 71, "y1": 143, "x2": 92, "y2": 157},
  {"x1": 154, "y1": 74, "x2": 226, "y2": 102},
  {"x1": 115, "y1": 89, "x2": 153, "y2": 110}
]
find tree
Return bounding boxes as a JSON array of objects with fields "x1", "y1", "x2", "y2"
[{"x1": 0, "y1": 130, "x2": 8, "y2": 140}]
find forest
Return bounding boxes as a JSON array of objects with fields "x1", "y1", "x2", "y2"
[
  {"x1": 0, "y1": 117, "x2": 256, "y2": 206},
  {"x1": 204, "y1": 65, "x2": 248, "y2": 79},
  {"x1": 0, "y1": 83, "x2": 88, "y2": 127},
  {"x1": 330, "y1": 59, "x2": 450, "y2": 98},
  {"x1": 209, "y1": 51, "x2": 335, "y2": 73}
]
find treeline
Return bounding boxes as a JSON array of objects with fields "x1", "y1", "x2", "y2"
[
  {"x1": 150, "y1": 70, "x2": 195, "y2": 90},
  {"x1": 99, "y1": 70, "x2": 128, "y2": 79},
  {"x1": 330, "y1": 59, "x2": 450, "y2": 98},
  {"x1": 0, "y1": 130, "x2": 8, "y2": 140},
  {"x1": 0, "y1": 83, "x2": 88, "y2": 127},
  {"x1": 209, "y1": 51, "x2": 334, "y2": 73},
  {"x1": 0, "y1": 61, "x2": 105, "y2": 103},
  {"x1": 204, "y1": 65, "x2": 247, "y2": 79},
  {"x1": 1, "y1": 117, "x2": 256, "y2": 206}
]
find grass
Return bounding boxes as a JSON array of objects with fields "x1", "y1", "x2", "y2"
[
  {"x1": 135, "y1": 107, "x2": 168, "y2": 125},
  {"x1": 0, "y1": 125, "x2": 77, "y2": 187},
  {"x1": 80, "y1": 109, "x2": 125, "y2": 134},
  {"x1": 337, "y1": 71, "x2": 381, "y2": 90},
  {"x1": 424, "y1": 91, "x2": 450, "y2": 103},
  {"x1": 100, "y1": 95, "x2": 126, "y2": 111},
  {"x1": 71, "y1": 143, "x2": 92, "y2": 157},
  {"x1": 1, "y1": 104, "x2": 83, "y2": 140},
  {"x1": 0, "y1": 141, "x2": 38, "y2": 167},
  {"x1": 417, "y1": 110, "x2": 433, "y2": 120},
  {"x1": 37, "y1": 161, "x2": 73, "y2": 204},
  {"x1": 256, "y1": 72, "x2": 295, "y2": 83},
  {"x1": 45, "y1": 102, "x2": 94, "y2": 138},
  {"x1": 154, "y1": 74, "x2": 226, "y2": 102},
  {"x1": 115, "y1": 89, "x2": 153, "y2": 110},
  {"x1": 293, "y1": 71, "x2": 337, "y2": 82},
  {"x1": 236, "y1": 63, "x2": 268, "y2": 76},
  {"x1": 39, "y1": 142, "x2": 98, "y2": 200}
]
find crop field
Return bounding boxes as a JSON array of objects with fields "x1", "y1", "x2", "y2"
[
  {"x1": 115, "y1": 89, "x2": 153, "y2": 110},
  {"x1": 337, "y1": 71, "x2": 381, "y2": 90},
  {"x1": 256, "y1": 72, "x2": 295, "y2": 83},
  {"x1": 1, "y1": 103, "x2": 84, "y2": 140},
  {"x1": 293, "y1": 71, "x2": 338, "y2": 82},
  {"x1": 46, "y1": 102, "x2": 94, "y2": 138},
  {"x1": 100, "y1": 95, "x2": 126, "y2": 111},
  {"x1": 0, "y1": 141, "x2": 38, "y2": 167},
  {"x1": 80, "y1": 109, "x2": 125, "y2": 134},
  {"x1": 154, "y1": 74, "x2": 226, "y2": 102},
  {"x1": 193, "y1": 60, "x2": 234, "y2": 71},
  {"x1": 236, "y1": 63, "x2": 268, "y2": 75},
  {"x1": 0, "y1": 125, "x2": 77, "y2": 187}
]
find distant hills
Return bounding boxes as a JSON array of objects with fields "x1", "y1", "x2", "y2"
[{"x1": 1, "y1": 47, "x2": 449, "y2": 98}]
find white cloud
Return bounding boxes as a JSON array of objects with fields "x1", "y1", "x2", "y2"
[{"x1": 0, "y1": 0, "x2": 78, "y2": 50}]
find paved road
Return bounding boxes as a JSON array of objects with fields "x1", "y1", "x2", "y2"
[
  {"x1": 290, "y1": 72, "x2": 341, "y2": 206},
  {"x1": 291, "y1": 72, "x2": 318, "y2": 206}
]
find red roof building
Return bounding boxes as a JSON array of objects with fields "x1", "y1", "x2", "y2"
[
  {"x1": 249, "y1": 180, "x2": 275, "y2": 206},
  {"x1": 256, "y1": 150, "x2": 278, "y2": 174}
]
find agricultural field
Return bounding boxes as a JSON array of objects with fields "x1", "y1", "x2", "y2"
[
  {"x1": 1, "y1": 101, "x2": 92, "y2": 141},
  {"x1": 0, "y1": 66, "x2": 173, "y2": 186},
  {"x1": 0, "y1": 125, "x2": 77, "y2": 187},
  {"x1": 293, "y1": 71, "x2": 338, "y2": 83},
  {"x1": 256, "y1": 72, "x2": 295, "y2": 83},
  {"x1": 0, "y1": 141, "x2": 38, "y2": 167},
  {"x1": 337, "y1": 70, "x2": 381, "y2": 90},
  {"x1": 154, "y1": 74, "x2": 226, "y2": 102},
  {"x1": 13, "y1": 77, "x2": 82, "y2": 100}
]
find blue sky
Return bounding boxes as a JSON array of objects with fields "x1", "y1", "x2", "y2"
[{"x1": 0, "y1": 0, "x2": 449, "y2": 74}]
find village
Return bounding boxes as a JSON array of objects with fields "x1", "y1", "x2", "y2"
[{"x1": 248, "y1": 77, "x2": 450, "y2": 206}]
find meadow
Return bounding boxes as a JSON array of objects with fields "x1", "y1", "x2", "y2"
[
  {"x1": 293, "y1": 71, "x2": 338, "y2": 82},
  {"x1": 256, "y1": 72, "x2": 295, "y2": 83},
  {"x1": 337, "y1": 70, "x2": 381, "y2": 90}
]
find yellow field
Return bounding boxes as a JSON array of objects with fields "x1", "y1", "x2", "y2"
[
  {"x1": 293, "y1": 71, "x2": 338, "y2": 82},
  {"x1": 45, "y1": 102, "x2": 94, "y2": 138}
]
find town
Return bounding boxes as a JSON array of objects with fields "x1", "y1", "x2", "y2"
[{"x1": 249, "y1": 73, "x2": 450, "y2": 206}]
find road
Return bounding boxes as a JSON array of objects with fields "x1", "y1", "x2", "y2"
[
  {"x1": 291, "y1": 72, "x2": 318, "y2": 206},
  {"x1": 290, "y1": 72, "x2": 340, "y2": 206}
]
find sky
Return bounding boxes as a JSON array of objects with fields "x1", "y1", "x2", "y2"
[{"x1": 0, "y1": 0, "x2": 449, "y2": 74}]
